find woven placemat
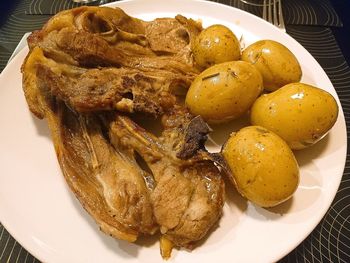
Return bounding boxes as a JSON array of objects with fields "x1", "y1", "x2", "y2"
[{"x1": 25, "y1": 0, "x2": 343, "y2": 27}]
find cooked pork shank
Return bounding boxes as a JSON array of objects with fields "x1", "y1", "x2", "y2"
[
  {"x1": 33, "y1": 93, "x2": 224, "y2": 246},
  {"x1": 107, "y1": 108, "x2": 225, "y2": 247},
  {"x1": 21, "y1": 6, "x2": 225, "y2": 255}
]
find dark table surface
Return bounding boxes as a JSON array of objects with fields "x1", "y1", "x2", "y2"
[
  {"x1": 330, "y1": 0, "x2": 350, "y2": 66},
  {"x1": 0, "y1": 0, "x2": 349, "y2": 262}
]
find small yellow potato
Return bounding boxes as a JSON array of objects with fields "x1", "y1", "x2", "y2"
[
  {"x1": 241, "y1": 40, "x2": 302, "y2": 91},
  {"x1": 250, "y1": 83, "x2": 339, "y2": 150},
  {"x1": 185, "y1": 61, "x2": 263, "y2": 124},
  {"x1": 222, "y1": 126, "x2": 299, "y2": 208},
  {"x1": 192, "y1": 24, "x2": 241, "y2": 69}
]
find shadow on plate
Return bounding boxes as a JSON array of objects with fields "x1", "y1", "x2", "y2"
[
  {"x1": 242, "y1": 196, "x2": 294, "y2": 222},
  {"x1": 206, "y1": 114, "x2": 250, "y2": 151},
  {"x1": 252, "y1": 197, "x2": 294, "y2": 220},
  {"x1": 31, "y1": 113, "x2": 52, "y2": 138},
  {"x1": 224, "y1": 176, "x2": 248, "y2": 213},
  {"x1": 293, "y1": 134, "x2": 330, "y2": 167}
]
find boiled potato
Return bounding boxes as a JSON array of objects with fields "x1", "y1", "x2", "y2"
[
  {"x1": 250, "y1": 83, "x2": 339, "y2": 150},
  {"x1": 241, "y1": 40, "x2": 302, "y2": 91},
  {"x1": 222, "y1": 126, "x2": 299, "y2": 208},
  {"x1": 185, "y1": 61, "x2": 263, "y2": 124},
  {"x1": 192, "y1": 24, "x2": 241, "y2": 69}
]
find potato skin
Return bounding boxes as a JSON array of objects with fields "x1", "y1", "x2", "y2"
[
  {"x1": 241, "y1": 40, "x2": 302, "y2": 91},
  {"x1": 192, "y1": 24, "x2": 241, "y2": 69},
  {"x1": 185, "y1": 61, "x2": 263, "y2": 124},
  {"x1": 250, "y1": 83, "x2": 339, "y2": 150},
  {"x1": 222, "y1": 126, "x2": 299, "y2": 208}
]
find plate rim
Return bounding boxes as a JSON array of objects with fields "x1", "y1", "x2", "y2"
[{"x1": 0, "y1": 1, "x2": 347, "y2": 262}]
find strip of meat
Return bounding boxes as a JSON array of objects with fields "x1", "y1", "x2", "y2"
[
  {"x1": 22, "y1": 6, "x2": 201, "y2": 117},
  {"x1": 108, "y1": 110, "x2": 225, "y2": 247},
  {"x1": 24, "y1": 71, "x2": 158, "y2": 241},
  {"x1": 55, "y1": 106, "x2": 157, "y2": 238},
  {"x1": 29, "y1": 6, "x2": 201, "y2": 64},
  {"x1": 48, "y1": 27, "x2": 199, "y2": 75},
  {"x1": 22, "y1": 47, "x2": 189, "y2": 117}
]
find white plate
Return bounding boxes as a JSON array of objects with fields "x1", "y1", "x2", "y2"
[{"x1": 0, "y1": 0, "x2": 347, "y2": 262}]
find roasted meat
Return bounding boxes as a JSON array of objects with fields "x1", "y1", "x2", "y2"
[
  {"x1": 23, "y1": 6, "x2": 201, "y2": 117},
  {"x1": 32, "y1": 97, "x2": 157, "y2": 241},
  {"x1": 21, "y1": 6, "x2": 225, "y2": 256},
  {"x1": 35, "y1": 61, "x2": 191, "y2": 116},
  {"x1": 107, "y1": 108, "x2": 225, "y2": 247}
]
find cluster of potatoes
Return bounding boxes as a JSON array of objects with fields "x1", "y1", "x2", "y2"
[{"x1": 186, "y1": 25, "x2": 339, "y2": 208}]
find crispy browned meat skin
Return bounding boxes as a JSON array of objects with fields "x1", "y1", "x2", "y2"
[{"x1": 108, "y1": 109, "x2": 225, "y2": 247}]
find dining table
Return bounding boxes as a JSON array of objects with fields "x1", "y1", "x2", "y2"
[{"x1": 0, "y1": 0, "x2": 349, "y2": 262}]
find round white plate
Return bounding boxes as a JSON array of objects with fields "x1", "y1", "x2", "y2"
[{"x1": 0, "y1": 0, "x2": 347, "y2": 262}]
